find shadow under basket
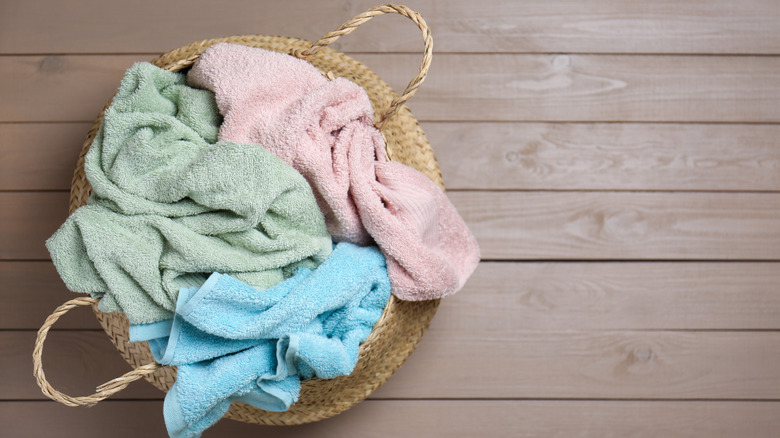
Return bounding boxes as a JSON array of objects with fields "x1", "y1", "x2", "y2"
[{"x1": 35, "y1": 4, "x2": 444, "y2": 427}]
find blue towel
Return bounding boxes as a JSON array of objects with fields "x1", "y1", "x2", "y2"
[{"x1": 130, "y1": 243, "x2": 391, "y2": 438}]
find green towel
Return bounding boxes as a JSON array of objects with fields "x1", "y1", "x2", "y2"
[{"x1": 46, "y1": 62, "x2": 333, "y2": 324}]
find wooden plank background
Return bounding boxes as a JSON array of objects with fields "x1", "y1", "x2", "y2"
[{"x1": 1, "y1": 0, "x2": 779, "y2": 436}]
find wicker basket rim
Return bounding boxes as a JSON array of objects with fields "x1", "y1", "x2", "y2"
[{"x1": 35, "y1": 4, "x2": 444, "y2": 427}]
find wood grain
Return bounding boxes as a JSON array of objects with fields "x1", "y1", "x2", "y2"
[
  {"x1": 0, "y1": 55, "x2": 141, "y2": 123},
  {"x1": 3, "y1": 400, "x2": 780, "y2": 438},
  {"x1": 0, "y1": 262, "x2": 99, "y2": 329},
  {"x1": 3, "y1": 55, "x2": 780, "y2": 123},
  {"x1": 377, "y1": 329, "x2": 780, "y2": 399},
  {"x1": 3, "y1": 1, "x2": 780, "y2": 434},
  {"x1": 446, "y1": 262, "x2": 780, "y2": 331},
  {"x1": 430, "y1": 122, "x2": 780, "y2": 191},
  {"x1": 0, "y1": 193, "x2": 69, "y2": 260},
  {"x1": 2, "y1": 0, "x2": 780, "y2": 55},
  {"x1": 6, "y1": 191, "x2": 780, "y2": 261},
  {"x1": 0, "y1": 123, "x2": 90, "y2": 191},
  {"x1": 5, "y1": 122, "x2": 780, "y2": 192},
  {"x1": 411, "y1": 54, "x2": 780, "y2": 122},
  {"x1": 450, "y1": 191, "x2": 780, "y2": 260},
  {"x1": 8, "y1": 329, "x2": 780, "y2": 400},
  {"x1": 8, "y1": 261, "x2": 780, "y2": 331}
]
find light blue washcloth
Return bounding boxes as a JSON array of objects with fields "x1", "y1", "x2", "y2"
[
  {"x1": 130, "y1": 242, "x2": 391, "y2": 438},
  {"x1": 45, "y1": 62, "x2": 332, "y2": 324}
]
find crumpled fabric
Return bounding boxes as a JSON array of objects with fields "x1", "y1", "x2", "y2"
[
  {"x1": 129, "y1": 243, "x2": 391, "y2": 438},
  {"x1": 188, "y1": 42, "x2": 480, "y2": 300},
  {"x1": 46, "y1": 62, "x2": 332, "y2": 324}
]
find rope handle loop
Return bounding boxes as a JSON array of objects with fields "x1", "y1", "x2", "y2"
[
  {"x1": 297, "y1": 3, "x2": 433, "y2": 130},
  {"x1": 33, "y1": 297, "x2": 162, "y2": 407}
]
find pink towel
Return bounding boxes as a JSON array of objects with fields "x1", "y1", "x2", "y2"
[{"x1": 187, "y1": 43, "x2": 479, "y2": 300}]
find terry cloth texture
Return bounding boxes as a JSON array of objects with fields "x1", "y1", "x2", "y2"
[
  {"x1": 187, "y1": 43, "x2": 480, "y2": 301},
  {"x1": 45, "y1": 62, "x2": 333, "y2": 324},
  {"x1": 130, "y1": 243, "x2": 392, "y2": 438}
]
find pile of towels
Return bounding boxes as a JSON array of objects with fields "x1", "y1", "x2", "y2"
[{"x1": 46, "y1": 42, "x2": 479, "y2": 438}]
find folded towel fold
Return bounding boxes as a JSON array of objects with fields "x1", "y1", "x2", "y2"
[
  {"x1": 132, "y1": 242, "x2": 391, "y2": 438},
  {"x1": 187, "y1": 43, "x2": 480, "y2": 300},
  {"x1": 46, "y1": 62, "x2": 332, "y2": 324}
]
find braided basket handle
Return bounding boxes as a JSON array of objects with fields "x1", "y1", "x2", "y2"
[
  {"x1": 33, "y1": 297, "x2": 162, "y2": 407},
  {"x1": 297, "y1": 3, "x2": 433, "y2": 130}
]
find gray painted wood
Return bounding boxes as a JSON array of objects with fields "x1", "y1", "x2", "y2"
[{"x1": 3, "y1": 0, "x2": 779, "y2": 436}]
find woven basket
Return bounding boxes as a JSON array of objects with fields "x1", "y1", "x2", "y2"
[{"x1": 34, "y1": 4, "x2": 443, "y2": 426}]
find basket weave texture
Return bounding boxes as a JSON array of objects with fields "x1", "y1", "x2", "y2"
[{"x1": 67, "y1": 34, "x2": 443, "y2": 425}]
